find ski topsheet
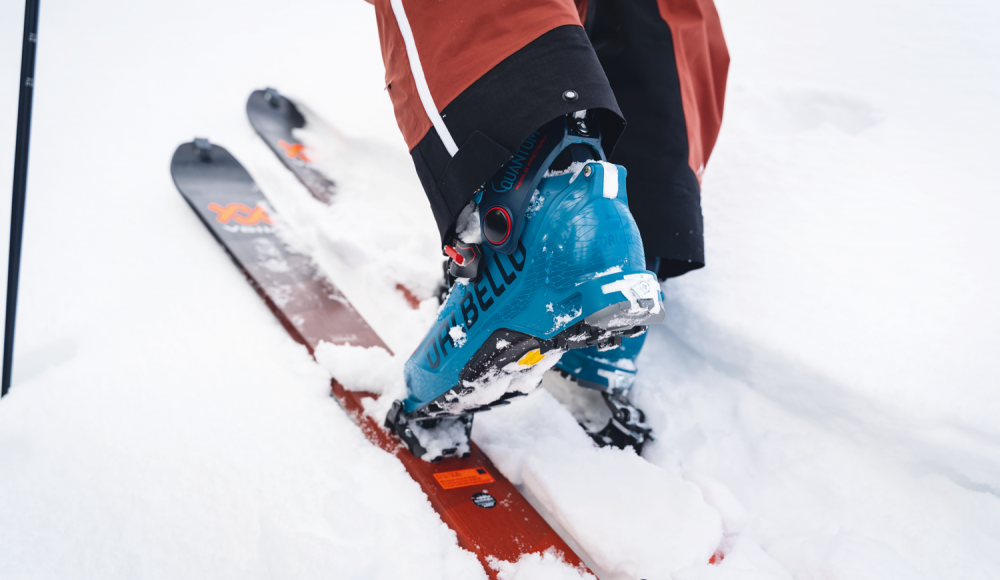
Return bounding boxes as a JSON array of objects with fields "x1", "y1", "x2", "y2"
[
  {"x1": 247, "y1": 88, "x2": 336, "y2": 204},
  {"x1": 170, "y1": 139, "x2": 591, "y2": 578}
]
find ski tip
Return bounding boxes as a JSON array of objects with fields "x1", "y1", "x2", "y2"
[
  {"x1": 171, "y1": 138, "x2": 225, "y2": 169},
  {"x1": 192, "y1": 137, "x2": 213, "y2": 161},
  {"x1": 169, "y1": 139, "x2": 241, "y2": 195},
  {"x1": 264, "y1": 87, "x2": 281, "y2": 108},
  {"x1": 246, "y1": 86, "x2": 306, "y2": 130}
]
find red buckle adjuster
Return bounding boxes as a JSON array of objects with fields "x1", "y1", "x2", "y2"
[{"x1": 444, "y1": 245, "x2": 465, "y2": 266}]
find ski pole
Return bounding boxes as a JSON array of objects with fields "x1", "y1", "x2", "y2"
[{"x1": 2, "y1": 0, "x2": 41, "y2": 398}]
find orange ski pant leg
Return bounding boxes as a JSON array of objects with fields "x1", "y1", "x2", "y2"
[{"x1": 372, "y1": 0, "x2": 728, "y2": 278}]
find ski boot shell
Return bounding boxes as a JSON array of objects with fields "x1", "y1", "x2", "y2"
[
  {"x1": 391, "y1": 162, "x2": 664, "y2": 459},
  {"x1": 557, "y1": 332, "x2": 648, "y2": 392}
]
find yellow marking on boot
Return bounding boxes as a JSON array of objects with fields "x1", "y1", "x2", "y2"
[{"x1": 518, "y1": 349, "x2": 545, "y2": 367}]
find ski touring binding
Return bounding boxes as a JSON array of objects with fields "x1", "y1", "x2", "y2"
[
  {"x1": 589, "y1": 389, "x2": 653, "y2": 453},
  {"x1": 385, "y1": 401, "x2": 474, "y2": 462}
]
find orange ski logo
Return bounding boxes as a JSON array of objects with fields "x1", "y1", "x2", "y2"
[
  {"x1": 207, "y1": 202, "x2": 273, "y2": 226},
  {"x1": 277, "y1": 139, "x2": 311, "y2": 162}
]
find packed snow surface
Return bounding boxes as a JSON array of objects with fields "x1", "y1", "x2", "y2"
[
  {"x1": 489, "y1": 548, "x2": 597, "y2": 580},
  {"x1": 314, "y1": 342, "x2": 401, "y2": 396},
  {"x1": 314, "y1": 342, "x2": 404, "y2": 424},
  {"x1": 477, "y1": 391, "x2": 725, "y2": 580},
  {"x1": 2, "y1": 0, "x2": 999, "y2": 578}
]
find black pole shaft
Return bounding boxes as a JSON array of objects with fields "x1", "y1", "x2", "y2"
[{"x1": 2, "y1": 0, "x2": 41, "y2": 398}]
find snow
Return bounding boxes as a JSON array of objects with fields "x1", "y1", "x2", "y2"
[
  {"x1": 630, "y1": 322, "x2": 1000, "y2": 579},
  {"x1": 550, "y1": 308, "x2": 582, "y2": 331},
  {"x1": 599, "y1": 356, "x2": 637, "y2": 372},
  {"x1": 593, "y1": 265, "x2": 622, "y2": 278},
  {"x1": 546, "y1": 160, "x2": 590, "y2": 182},
  {"x1": 448, "y1": 325, "x2": 467, "y2": 347},
  {"x1": 455, "y1": 201, "x2": 482, "y2": 244},
  {"x1": 1, "y1": 0, "x2": 999, "y2": 578},
  {"x1": 314, "y1": 342, "x2": 404, "y2": 424},
  {"x1": 441, "y1": 349, "x2": 564, "y2": 415},
  {"x1": 314, "y1": 342, "x2": 399, "y2": 395},
  {"x1": 525, "y1": 189, "x2": 546, "y2": 218},
  {"x1": 672, "y1": 537, "x2": 793, "y2": 580},
  {"x1": 541, "y1": 374, "x2": 613, "y2": 432},
  {"x1": 696, "y1": 0, "x2": 1000, "y2": 436},
  {"x1": 489, "y1": 548, "x2": 597, "y2": 580},
  {"x1": 408, "y1": 416, "x2": 471, "y2": 462},
  {"x1": 0, "y1": 1, "x2": 481, "y2": 578},
  {"x1": 476, "y1": 390, "x2": 725, "y2": 580},
  {"x1": 268, "y1": 101, "x2": 443, "y2": 355}
]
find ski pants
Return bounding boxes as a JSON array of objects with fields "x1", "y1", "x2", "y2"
[{"x1": 373, "y1": 0, "x2": 728, "y2": 279}]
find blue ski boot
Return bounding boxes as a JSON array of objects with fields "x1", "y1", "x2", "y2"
[
  {"x1": 554, "y1": 256, "x2": 666, "y2": 452},
  {"x1": 385, "y1": 112, "x2": 664, "y2": 461},
  {"x1": 556, "y1": 333, "x2": 653, "y2": 452}
]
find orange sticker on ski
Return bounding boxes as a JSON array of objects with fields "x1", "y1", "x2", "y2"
[
  {"x1": 433, "y1": 468, "x2": 496, "y2": 490},
  {"x1": 277, "y1": 139, "x2": 311, "y2": 162}
]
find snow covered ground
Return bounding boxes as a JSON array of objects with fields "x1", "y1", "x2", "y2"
[{"x1": 1, "y1": 0, "x2": 999, "y2": 578}]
